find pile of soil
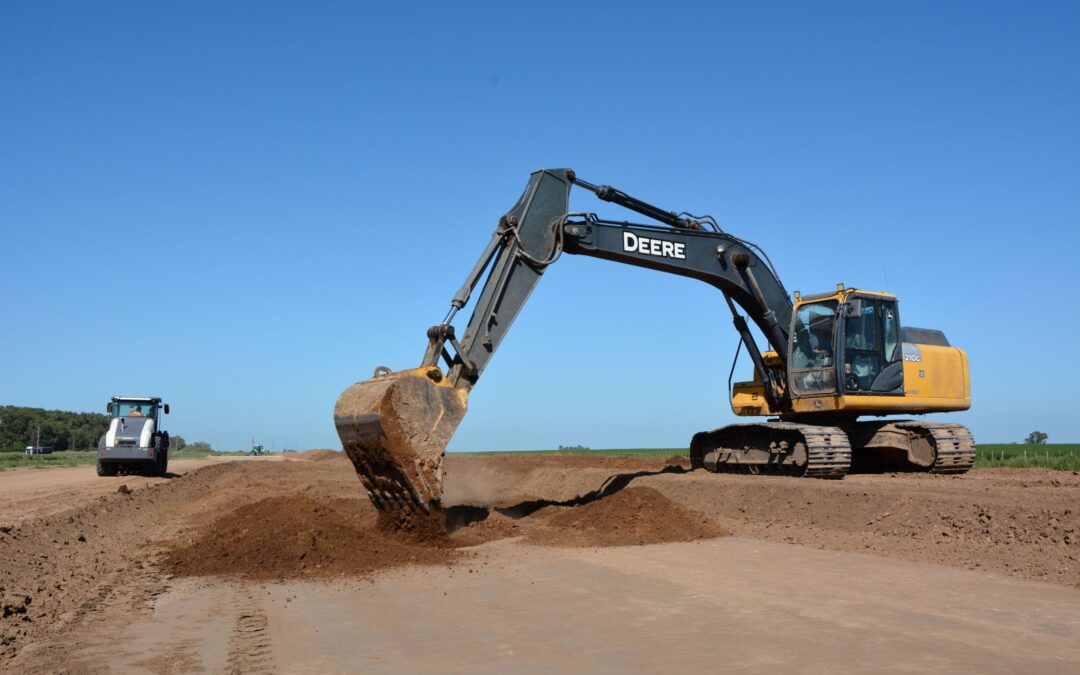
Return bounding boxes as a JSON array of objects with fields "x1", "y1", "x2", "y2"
[
  {"x1": 298, "y1": 450, "x2": 344, "y2": 462},
  {"x1": 376, "y1": 507, "x2": 451, "y2": 543},
  {"x1": 0, "y1": 465, "x2": 252, "y2": 663},
  {"x1": 526, "y1": 487, "x2": 726, "y2": 547},
  {"x1": 441, "y1": 453, "x2": 688, "y2": 507},
  {"x1": 162, "y1": 496, "x2": 459, "y2": 581}
]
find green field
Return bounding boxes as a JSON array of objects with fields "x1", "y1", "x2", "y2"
[
  {"x1": 0, "y1": 450, "x2": 99, "y2": 472},
  {"x1": 975, "y1": 444, "x2": 1080, "y2": 471},
  {"x1": 470, "y1": 444, "x2": 1080, "y2": 471}
]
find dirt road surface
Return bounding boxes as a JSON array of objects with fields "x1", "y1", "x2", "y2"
[
  {"x1": 0, "y1": 456, "x2": 281, "y2": 524},
  {"x1": 2, "y1": 451, "x2": 1078, "y2": 673}
]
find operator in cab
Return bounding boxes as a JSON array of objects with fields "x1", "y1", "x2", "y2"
[{"x1": 807, "y1": 322, "x2": 834, "y2": 367}]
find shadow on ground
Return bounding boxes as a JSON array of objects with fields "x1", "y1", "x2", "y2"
[{"x1": 445, "y1": 465, "x2": 689, "y2": 531}]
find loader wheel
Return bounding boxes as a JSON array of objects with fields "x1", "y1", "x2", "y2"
[
  {"x1": 150, "y1": 435, "x2": 168, "y2": 477},
  {"x1": 96, "y1": 460, "x2": 117, "y2": 477}
]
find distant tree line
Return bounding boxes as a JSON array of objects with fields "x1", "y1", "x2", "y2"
[
  {"x1": 1025, "y1": 431, "x2": 1048, "y2": 445},
  {"x1": 0, "y1": 405, "x2": 110, "y2": 452},
  {"x1": 0, "y1": 406, "x2": 215, "y2": 454},
  {"x1": 176, "y1": 440, "x2": 220, "y2": 454}
]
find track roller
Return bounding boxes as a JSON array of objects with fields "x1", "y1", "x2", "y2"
[{"x1": 690, "y1": 422, "x2": 852, "y2": 478}]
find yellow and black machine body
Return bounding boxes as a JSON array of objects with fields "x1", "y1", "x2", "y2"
[
  {"x1": 335, "y1": 169, "x2": 975, "y2": 511},
  {"x1": 710, "y1": 286, "x2": 974, "y2": 477}
]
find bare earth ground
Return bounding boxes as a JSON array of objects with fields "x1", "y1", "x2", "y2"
[{"x1": 1, "y1": 451, "x2": 1078, "y2": 673}]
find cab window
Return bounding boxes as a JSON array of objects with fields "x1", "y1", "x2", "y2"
[
  {"x1": 845, "y1": 301, "x2": 878, "y2": 351},
  {"x1": 842, "y1": 298, "x2": 902, "y2": 393},
  {"x1": 792, "y1": 302, "x2": 836, "y2": 369},
  {"x1": 883, "y1": 302, "x2": 900, "y2": 364},
  {"x1": 116, "y1": 402, "x2": 156, "y2": 418},
  {"x1": 790, "y1": 301, "x2": 838, "y2": 395}
]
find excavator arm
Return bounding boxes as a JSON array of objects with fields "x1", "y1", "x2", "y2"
[{"x1": 335, "y1": 168, "x2": 795, "y2": 511}]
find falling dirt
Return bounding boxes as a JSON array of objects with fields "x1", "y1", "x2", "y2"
[{"x1": 375, "y1": 506, "x2": 453, "y2": 544}]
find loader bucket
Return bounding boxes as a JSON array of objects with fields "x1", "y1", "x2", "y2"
[{"x1": 334, "y1": 367, "x2": 468, "y2": 512}]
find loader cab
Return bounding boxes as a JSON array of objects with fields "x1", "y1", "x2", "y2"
[
  {"x1": 788, "y1": 289, "x2": 903, "y2": 398},
  {"x1": 108, "y1": 397, "x2": 169, "y2": 420}
]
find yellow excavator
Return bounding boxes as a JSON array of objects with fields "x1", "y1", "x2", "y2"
[{"x1": 334, "y1": 169, "x2": 974, "y2": 512}]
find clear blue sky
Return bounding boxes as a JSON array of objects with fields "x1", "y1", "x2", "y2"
[{"x1": 2, "y1": 1, "x2": 1077, "y2": 450}]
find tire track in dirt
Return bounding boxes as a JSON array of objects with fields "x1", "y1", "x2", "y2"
[
  {"x1": 225, "y1": 586, "x2": 274, "y2": 674},
  {"x1": 0, "y1": 461, "x2": 287, "y2": 670}
]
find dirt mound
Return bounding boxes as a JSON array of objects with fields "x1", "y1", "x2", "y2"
[
  {"x1": 297, "y1": 449, "x2": 344, "y2": 462},
  {"x1": 377, "y1": 507, "x2": 451, "y2": 543},
  {"x1": 526, "y1": 487, "x2": 726, "y2": 547},
  {"x1": 0, "y1": 463, "x2": 257, "y2": 663},
  {"x1": 441, "y1": 453, "x2": 687, "y2": 507},
  {"x1": 162, "y1": 496, "x2": 459, "y2": 580}
]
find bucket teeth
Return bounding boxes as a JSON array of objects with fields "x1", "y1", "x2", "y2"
[{"x1": 334, "y1": 367, "x2": 468, "y2": 511}]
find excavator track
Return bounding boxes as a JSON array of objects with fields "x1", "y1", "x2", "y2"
[
  {"x1": 896, "y1": 422, "x2": 977, "y2": 474},
  {"x1": 691, "y1": 422, "x2": 852, "y2": 478},
  {"x1": 800, "y1": 425, "x2": 855, "y2": 477}
]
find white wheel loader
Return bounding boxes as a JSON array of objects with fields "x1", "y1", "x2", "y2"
[{"x1": 97, "y1": 396, "x2": 170, "y2": 477}]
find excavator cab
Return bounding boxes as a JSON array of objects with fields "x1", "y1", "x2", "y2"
[
  {"x1": 732, "y1": 286, "x2": 968, "y2": 418},
  {"x1": 839, "y1": 294, "x2": 905, "y2": 394},
  {"x1": 788, "y1": 289, "x2": 904, "y2": 399},
  {"x1": 715, "y1": 285, "x2": 973, "y2": 476}
]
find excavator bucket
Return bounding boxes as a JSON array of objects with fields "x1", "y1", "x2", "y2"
[{"x1": 334, "y1": 367, "x2": 468, "y2": 512}]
